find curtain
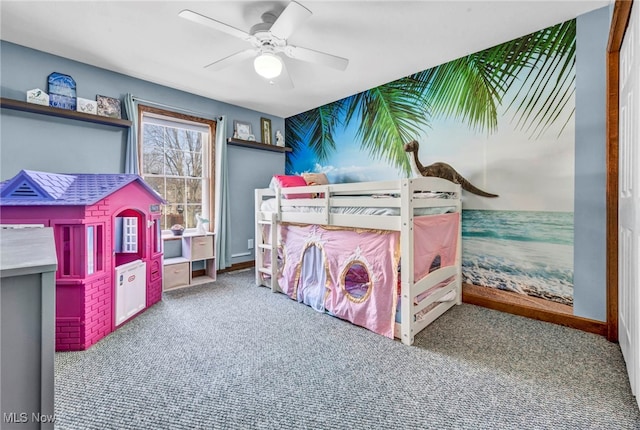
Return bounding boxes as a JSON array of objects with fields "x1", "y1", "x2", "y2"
[
  {"x1": 215, "y1": 116, "x2": 232, "y2": 270},
  {"x1": 123, "y1": 94, "x2": 139, "y2": 174}
]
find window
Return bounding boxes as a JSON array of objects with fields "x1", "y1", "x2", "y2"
[
  {"x1": 114, "y1": 210, "x2": 144, "y2": 267},
  {"x1": 114, "y1": 215, "x2": 140, "y2": 254},
  {"x1": 139, "y1": 105, "x2": 216, "y2": 231},
  {"x1": 153, "y1": 219, "x2": 162, "y2": 254},
  {"x1": 56, "y1": 224, "x2": 83, "y2": 278},
  {"x1": 87, "y1": 224, "x2": 104, "y2": 275},
  {"x1": 122, "y1": 217, "x2": 138, "y2": 253},
  {"x1": 87, "y1": 226, "x2": 94, "y2": 274}
]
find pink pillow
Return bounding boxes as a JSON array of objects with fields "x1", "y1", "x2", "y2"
[{"x1": 273, "y1": 175, "x2": 312, "y2": 199}]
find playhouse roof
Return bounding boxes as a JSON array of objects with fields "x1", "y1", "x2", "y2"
[{"x1": 0, "y1": 170, "x2": 165, "y2": 206}]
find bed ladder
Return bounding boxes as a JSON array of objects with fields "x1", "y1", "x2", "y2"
[{"x1": 255, "y1": 211, "x2": 279, "y2": 292}]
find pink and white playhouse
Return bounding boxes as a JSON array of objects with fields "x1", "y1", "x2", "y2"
[{"x1": 0, "y1": 170, "x2": 165, "y2": 351}]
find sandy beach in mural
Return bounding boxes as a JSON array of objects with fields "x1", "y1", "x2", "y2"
[{"x1": 461, "y1": 210, "x2": 574, "y2": 306}]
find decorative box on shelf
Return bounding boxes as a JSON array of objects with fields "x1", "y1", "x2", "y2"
[
  {"x1": 77, "y1": 97, "x2": 98, "y2": 115},
  {"x1": 26, "y1": 89, "x2": 49, "y2": 106},
  {"x1": 96, "y1": 95, "x2": 122, "y2": 118}
]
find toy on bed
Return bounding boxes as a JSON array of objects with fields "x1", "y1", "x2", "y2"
[
  {"x1": 254, "y1": 172, "x2": 462, "y2": 345},
  {"x1": 404, "y1": 140, "x2": 498, "y2": 197}
]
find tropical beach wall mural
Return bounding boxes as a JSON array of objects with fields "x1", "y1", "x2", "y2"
[{"x1": 285, "y1": 19, "x2": 576, "y2": 309}]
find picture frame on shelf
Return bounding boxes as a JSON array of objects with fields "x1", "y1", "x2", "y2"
[
  {"x1": 47, "y1": 72, "x2": 77, "y2": 111},
  {"x1": 260, "y1": 117, "x2": 272, "y2": 145},
  {"x1": 96, "y1": 95, "x2": 122, "y2": 118},
  {"x1": 233, "y1": 120, "x2": 252, "y2": 140},
  {"x1": 47, "y1": 72, "x2": 76, "y2": 98}
]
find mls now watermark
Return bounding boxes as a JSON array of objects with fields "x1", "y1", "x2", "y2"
[{"x1": 3, "y1": 412, "x2": 56, "y2": 424}]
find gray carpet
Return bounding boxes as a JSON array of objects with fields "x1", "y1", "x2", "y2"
[{"x1": 55, "y1": 270, "x2": 640, "y2": 430}]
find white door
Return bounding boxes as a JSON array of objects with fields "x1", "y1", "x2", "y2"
[{"x1": 619, "y1": 1, "x2": 639, "y2": 407}]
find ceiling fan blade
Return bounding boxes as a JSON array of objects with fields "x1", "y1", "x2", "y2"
[
  {"x1": 269, "y1": 1, "x2": 312, "y2": 40},
  {"x1": 179, "y1": 9, "x2": 254, "y2": 42},
  {"x1": 204, "y1": 48, "x2": 258, "y2": 71},
  {"x1": 284, "y1": 45, "x2": 349, "y2": 71}
]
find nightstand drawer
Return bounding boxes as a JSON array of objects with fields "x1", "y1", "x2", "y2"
[
  {"x1": 190, "y1": 235, "x2": 214, "y2": 260},
  {"x1": 163, "y1": 262, "x2": 189, "y2": 290}
]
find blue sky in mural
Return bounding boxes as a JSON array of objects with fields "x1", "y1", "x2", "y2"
[{"x1": 288, "y1": 72, "x2": 575, "y2": 212}]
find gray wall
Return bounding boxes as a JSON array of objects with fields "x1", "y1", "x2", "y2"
[
  {"x1": 573, "y1": 7, "x2": 610, "y2": 321},
  {"x1": 228, "y1": 146, "x2": 284, "y2": 260},
  {"x1": 0, "y1": 41, "x2": 283, "y2": 265}
]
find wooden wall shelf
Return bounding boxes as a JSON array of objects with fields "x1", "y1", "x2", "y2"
[
  {"x1": 228, "y1": 137, "x2": 292, "y2": 153},
  {"x1": 0, "y1": 97, "x2": 132, "y2": 128}
]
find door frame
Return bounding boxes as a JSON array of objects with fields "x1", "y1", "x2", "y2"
[{"x1": 607, "y1": 0, "x2": 634, "y2": 343}]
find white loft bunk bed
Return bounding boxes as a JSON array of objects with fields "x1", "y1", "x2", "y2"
[{"x1": 254, "y1": 176, "x2": 462, "y2": 346}]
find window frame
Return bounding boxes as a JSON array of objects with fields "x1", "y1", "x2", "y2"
[{"x1": 137, "y1": 104, "x2": 216, "y2": 233}]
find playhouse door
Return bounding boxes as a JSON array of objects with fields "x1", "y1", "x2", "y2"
[{"x1": 115, "y1": 259, "x2": 147, "y2": 326}]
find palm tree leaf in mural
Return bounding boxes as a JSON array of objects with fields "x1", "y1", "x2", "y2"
[
  {"x1": 285, "y1": 102, "x2": 345, "y2": 172},
  {"x1": 343, "y1": 77, "x2": 430, "y2": 175},
  {"x1": 411, "y1": 57, "x2": 508, "y2": 134},
  {"x1": 504, "y1": 19, "x2": 576, "y2": 138},
  {"x1": 411, "y1": 20, "x2": 574, "y2": 138},
  {"x1": 284, "y1": 111, "x2": 308, "y2": 154},
  {"x1": 286, "y1": 20, "x2": 575, "y2": 174}
]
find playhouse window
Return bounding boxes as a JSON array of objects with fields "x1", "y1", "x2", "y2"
[
  {"x1": 153, "y1": 220, "x2": 162, "y2": 254},
  {"x1": 114, "y1": 211, "x2": 144, "y2": 267},
  {"x1": 122, "y1": 217, "x2": 138, "y2": 253},
  {"x1": 115, "y1": 216, "x2": 139, "y2": 253},
  {"x1": 87, "y1": 226, "x2": 94, "y2": 274},
  {"x1": 139, "y1": 105, "x2": 215, "y2": 231},
  {"x1": 87, "y1": 225, "x2": 104, "y2": 275},
  {"x1": 57, "y1": 225, "x2": 83, "y2": 278}
]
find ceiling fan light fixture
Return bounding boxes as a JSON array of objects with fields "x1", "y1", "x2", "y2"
[{"x1": 254, "y1": 53, "x2": 283, "y2": 79}]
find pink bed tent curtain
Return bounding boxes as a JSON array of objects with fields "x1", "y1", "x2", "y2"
[
  {"x1": 296, "y1": 244, "x2": 328, "y2": 312},
  {"x1": 279, "y1": 223, "x2": 400, "y2": 338},
  {"x1": 277, "y1": 213, "x2": 459, "y2": 339},
  {"x1": 412, "y1": 214, "x2": 459, "y2": 281}
]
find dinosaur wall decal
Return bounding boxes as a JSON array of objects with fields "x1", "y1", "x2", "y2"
[{"x1": 404, "y1": 140, "x2": 499, "y2": 198}]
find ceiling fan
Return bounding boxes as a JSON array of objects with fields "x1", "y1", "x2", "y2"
[{"x1": 178, "y1": 1, "x2": 349, "y2": 88}]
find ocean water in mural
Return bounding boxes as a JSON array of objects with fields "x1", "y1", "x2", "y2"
[{"x1": 462, "y1": 210, "x2": 573, "y2": 305}]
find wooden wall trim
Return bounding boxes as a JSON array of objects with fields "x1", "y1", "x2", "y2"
[
  {"x1": 606, "y1": 50, "x2": 620, "y2": 342},
  {"x1": 608, "y1": 0, "x2": 634, "y2": 51},
  {"x1": 463, "y1": 284, "x2": 607, "y2": 336},
  {"x1": 217, "y1": 260, "x2": 255, "y2": 274},
  {"x1": 606, "y1": 0, "x2": 633, "y2": 342}
]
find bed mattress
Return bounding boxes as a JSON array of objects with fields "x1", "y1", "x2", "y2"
[{"x1": 260, "y1": 194, "x2": 456, "y2": 216}]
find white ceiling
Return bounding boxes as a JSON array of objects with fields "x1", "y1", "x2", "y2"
[{"x1": 0, "y1": 1, "x2": 611, "y2": 118}]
